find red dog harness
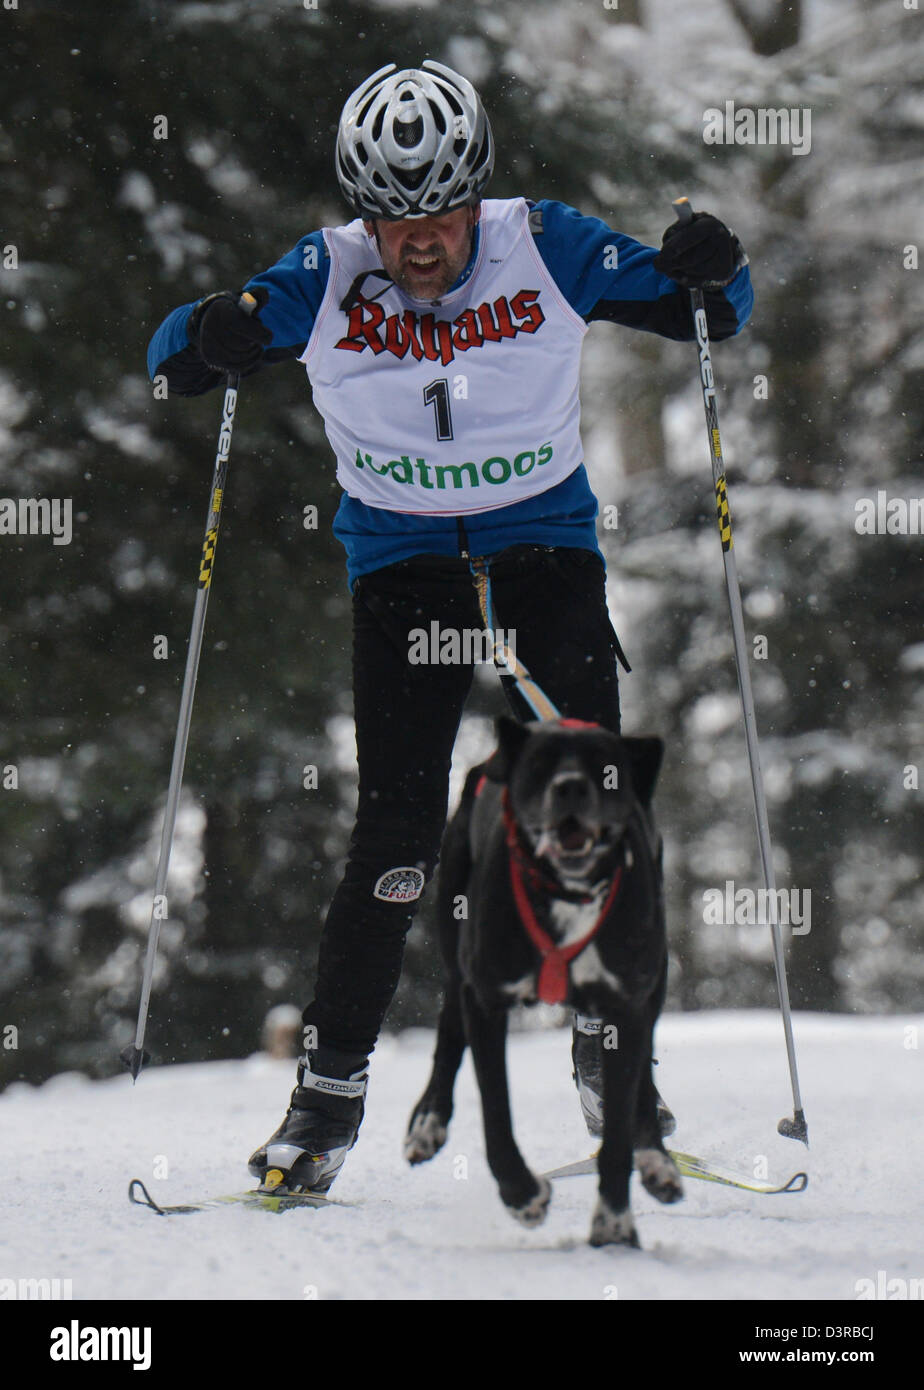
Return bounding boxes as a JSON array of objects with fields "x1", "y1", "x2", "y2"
[{"x1": 500, "y1": 786, "x2": 623, "y2": 1004}]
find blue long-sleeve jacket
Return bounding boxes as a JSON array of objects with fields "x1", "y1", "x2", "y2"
[{"x1": 148, "y1": 199, "x2": 753, "y2": 586}]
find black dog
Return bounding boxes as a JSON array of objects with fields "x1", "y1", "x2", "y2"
[{"x1": 405, "y1": 716, "x2": 682, "y2": 1248}]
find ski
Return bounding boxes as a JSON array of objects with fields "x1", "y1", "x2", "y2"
[
  {"x1": 128, "y1": 1177, "x2": 352, "y2": 1216},
  {"x1": 542, "y1": 1149, "x2": 808, "y2": 1195}
]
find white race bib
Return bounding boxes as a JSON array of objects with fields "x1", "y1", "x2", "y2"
[{"x1": 301, "y1": 198, "x2": 588, "y2": 515}]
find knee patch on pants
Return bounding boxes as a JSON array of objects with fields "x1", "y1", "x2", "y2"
[{"x1": 371, "y1": 865, "x2": 426, "y2": 903}]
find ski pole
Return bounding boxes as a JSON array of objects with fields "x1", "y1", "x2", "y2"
[
  {"x1": 671, "y1": 198, "x2": 808, "y2": 1146},
  {"x1": 121, "y1": 293, "x2": 256, "y2": 1082}
]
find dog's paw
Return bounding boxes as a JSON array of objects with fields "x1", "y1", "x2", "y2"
[
  {"x1": 404, "y1": 1111, "x2": 448, "y2": 1165},
  {"x1": 505, "y1": 1176, "x2": 552, "y2": 1227},
  {"x1": 589, "y1": 1196, "x2": 640, "y2": 1249},
  {"x1": 635, "y1": 1147, "x2": 684, "y2": 1204}
]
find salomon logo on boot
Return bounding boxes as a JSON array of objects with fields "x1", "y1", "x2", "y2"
[{"x1": 248, "y1": 1046, "x2": 369, "y2": 1194}]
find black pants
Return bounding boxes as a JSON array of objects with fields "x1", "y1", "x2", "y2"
[{"x1": 301, "y1": 544, "x2": 625, "y2": 1057}]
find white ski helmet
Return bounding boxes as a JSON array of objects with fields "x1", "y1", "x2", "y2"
[{"x1": 335, "y1": 60, "x2": 494, "y2": 220}]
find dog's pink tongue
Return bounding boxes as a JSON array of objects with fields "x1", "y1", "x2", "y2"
[{"x1": 560, "y1": 824, "x2": 589, "y2": 852}]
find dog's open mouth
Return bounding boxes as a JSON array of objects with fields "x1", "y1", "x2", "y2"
[{"x1": 534, "y1": 814, "x2": 601, "y2": 866}]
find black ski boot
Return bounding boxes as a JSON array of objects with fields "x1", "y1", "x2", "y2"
[
  {"x1": 248, "y1": 1044, "x2": 369, "y2": 1194},
  {"x1": 571, "y1": 1013, "x2": 676, "y2": 1139}
]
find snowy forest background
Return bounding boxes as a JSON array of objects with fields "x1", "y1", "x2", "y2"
[{"x1": 0, "y1": 0, "x2": 921, "y2": 1088}]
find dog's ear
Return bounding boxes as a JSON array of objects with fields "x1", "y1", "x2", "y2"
[
  {"x1": 482, "y1": 715, "x2": 532, "y2": 783},
  {"x1": 621, "y1": 737, "x2": 664, "y2": 805}
]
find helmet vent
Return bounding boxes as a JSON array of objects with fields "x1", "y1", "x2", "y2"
[
  {"x1": 394, "y1": 114, "x2": 424, "y2": 149},
  {"x1": 356, "y1": 95, "x2": 378, "y2": 125},
  {"x1": 429, "y1": 101, "x2": 446, "y2": 135},
  {"x1": 395, "y1": 165, "x2": 427, "y2": 191}
]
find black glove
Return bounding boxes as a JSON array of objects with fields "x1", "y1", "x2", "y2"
[
  {"x1": 652, "y1": 211, "x2": 747, "y2": 290},
  {"x1": 188, "y1": 285, "x2": 272, "y2": 372}
]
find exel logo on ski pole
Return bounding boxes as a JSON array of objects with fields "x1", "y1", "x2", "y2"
[
  {"x1": 215, "y1": 388, "x2": 238, "y2": 465},
  {"x1": 694, "y1": 308, "x2": 716, "y2": 405}
]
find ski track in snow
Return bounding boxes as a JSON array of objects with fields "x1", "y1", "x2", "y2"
[{"x1": 0, "y1": 1012, "x2": 920, "y2": 1302}]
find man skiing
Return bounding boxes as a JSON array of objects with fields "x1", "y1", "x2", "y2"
[{"x1": 147, "y1": 60, "x2": 753, "y2": 1194}]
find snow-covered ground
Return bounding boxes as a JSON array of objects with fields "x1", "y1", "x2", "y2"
[{"x1": 1, "y1": 1012, "x2": 920, "y2": 1302}]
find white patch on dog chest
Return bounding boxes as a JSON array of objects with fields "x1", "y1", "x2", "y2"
[
  {"x1": 569, "y1": 942, "x2": 623, "y2": 993},
  {"x1": 549, "y1": 897, "x2": 624, "y2": 994},
  {"x1": 550, "y1": 896, "x2": 605, "y2": 950},
  {"x1": 500, "y1": 894, "x2": 624, "y2": 1000}
]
